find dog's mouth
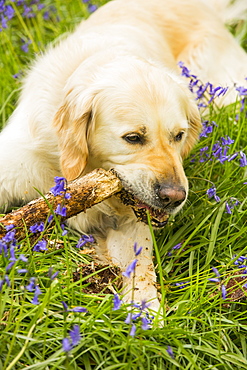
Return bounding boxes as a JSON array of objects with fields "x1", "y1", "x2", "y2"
[{"x1": 116, "y1": 188, "x2": 169, "y2": 228}]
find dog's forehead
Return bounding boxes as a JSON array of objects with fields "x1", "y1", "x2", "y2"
[{"x1": 97, "y1": 89, "x2": 190, "y2": 135}]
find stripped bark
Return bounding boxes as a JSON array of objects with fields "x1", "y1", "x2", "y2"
[{"x1": 0, "y1": 169, "x2": 122, "y2": 239}]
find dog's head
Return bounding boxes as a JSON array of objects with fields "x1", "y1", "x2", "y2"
[{"x1": 54, "y1": 57, "x2": 201, "y2": 226}]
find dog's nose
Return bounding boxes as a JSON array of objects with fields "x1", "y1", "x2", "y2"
[{"x1": 156, "y1": 184, "x2": 186, "y2": 208}]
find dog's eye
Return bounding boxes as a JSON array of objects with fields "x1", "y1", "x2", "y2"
[
  {"x1": 174, "y1": 131, "x2": 184, "y2": 142},
  {"x1": 123, "y1": 133, "x2": 143, "y2": 144}
]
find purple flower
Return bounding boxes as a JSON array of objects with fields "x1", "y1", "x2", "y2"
[
  {"x1": 0, "y1": 275, "x2": 10, "y2": 291},
  {"x1": 212, "y1": 267, "x2": 220, "y2": 277},
  {"x1": 221, "y1": 285, "x2": 227, "y2": 300},
  {"x1": 167, "y1": 345, "x2": 175, "y2": 359},
  {"x1": 48, "y1": 268, "x2": 59, "y2": 280},
  {"x1": 124, "y1": 313, "x2": 132, "y2": 324},
  {"x1": 31, "y1": 285, "x2": 42, "y2": 305},
  {"x1": 26, "y1": 277, "x2": 36, "y2": 292},
  {"x1": 55, "y1": 204, "x2": 67, "y2": 217},
  {"x1": 9, "y1": 246, "x2": 17, "y2": 261},
  {"x1": 129, "y1": 324, "x2": 136, "y2": 337},
  {"x1": 50, "y1": 177, "x2": 67, "y2": 196},
  {"x1": 3, "y1": 229, "x2": 16, "y2": 244},
  {"x1": 19, "y1": 254, "x2": 28, "y2": 262},
  {"x1": 221, "y1": 136, "x2": 234, "y2": 146},
  {"x1": 61, "y1": 223, "x2": 68, "y2": 236},
  {"x1": 175, "y1": 281, "x2": 188, "y2": 289},
  {"x1": 69, "y1": 325, "x2": 81, "y2": 346},
  {"x1": 122, "y1": 259, "x2": 138, "y2": 278},
  {"x1": 62, "y1": 338, "x2": 72, "y2": 352},
  {"x1": 76, "y1": 234, "x2": 94, "y2": 248},
  {"x1": 62, "y1": 301, "x2": 69, "y2": 311},
  {"x1": 133, "y1": 242, "x2": 142, "y2": 256},
  {"x1": 227, "y1": 153, "x2": 239, "y2": 162},
  {"x1": 30, "y1": 222, "x2": 45, "y2": 233},
  {"x1": 240, "y1": 151, "x2": 247, "y2": 167},
  {"x1": 141, "y1": 316, "x2": 150, "y2": 330},
  {"x1": 206, "y1": 187, "x2": 221, "y2": 202},
  {"x1": 5, "y1": 224, "x2": 15, "y2": 231},
  {"x1": 48, "y1": 214, "x2": 54, "y2": 223},
  {"x1": 17, "y1": 269, "x2": 28, "y2": 274},
  {"x1": 70, "y1": 306, "x2": 87, "y2": 313},
  {"x1": 21, "y1": 39, "x2": 31, "y2": 53},
  {"x1": 4, "y1": 275, "x2": 10, "y2": 287},
  {"x1": 113, "y1": 294, "x2": 122, "y2": 310},
  {"x1": 6, "y1": 261, "x2": 15, "y2": 271},
  {"x1": 33, "y1": 239, "x2": 48, "y2": 252},
  {"x1": 88, "y1": 4, "x2": 97, "y2": 12},
  {"x1": 225, "y1": 202, "x2": 232, "y2": 214},
  {"x1": 208, "y1": 277, "x2": 220, "y2": 283}
]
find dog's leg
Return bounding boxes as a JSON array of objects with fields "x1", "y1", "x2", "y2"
[
  {"x1": 102, "y1": 219, "x2": 161, "y2": 312},
  {"x1": 0, "y1": 125, "x2": 59, "y2": 211}
]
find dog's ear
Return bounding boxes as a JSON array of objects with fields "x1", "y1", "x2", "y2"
[
  {"x1": 53, "y1": 89, "x2": 95, "y2": 181},
  {"x1": 181, "y1": 99, "x2": 202, "y2": 159}
]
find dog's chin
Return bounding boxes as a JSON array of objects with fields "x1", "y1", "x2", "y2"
[{"x1": 116, "y1": 188, "x2": 169, "y2": 228}]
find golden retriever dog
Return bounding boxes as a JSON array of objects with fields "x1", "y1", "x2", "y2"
[{"x1": 0, "y1": 0, "x2": 246, "y2": 310}]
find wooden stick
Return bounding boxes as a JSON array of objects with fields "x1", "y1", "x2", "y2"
[{"x1": 0, "y1": 169, "x2": 122, "y2": 239}]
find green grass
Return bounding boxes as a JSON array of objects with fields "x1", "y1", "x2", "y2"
[{"x1": 0, "y1": 1, "x2": 247, "y2": 369}]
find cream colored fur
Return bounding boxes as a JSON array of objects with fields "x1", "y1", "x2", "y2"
[{"x1": 0, "y1": 0, "x2": 246, "y2": 311}]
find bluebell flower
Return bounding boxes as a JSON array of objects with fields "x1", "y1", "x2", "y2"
[
  {"x1": 61, "y1": 223, "x2": 68, "y2": 236},
  {"x1": 76, "y1": 234, "x2": 94, "y2": 248},
  {"x1": 113, "y1": 294, "x2": 122, "y2": 310},
  {"x1": 33, "y1": 239, "x2": 48, "y2": 252},
  {"x1": 70, "y1": 306, "x2": 87, "y2": 313},
  {"x1": 129, "y1": 324, "x2": 136, "y2": 337},
  {"x1": 19, "y1": 254, "x2": 28, "y2": 262},
  {"x1": 50, "y1": 176, "x2": 67, "y2": 196},
  {"x1": 61, "y1": 326, "x2": 82, "y2": 353},
  {"x1": 4, "y1": 275, "x2": 10, "y2": 287},
  {"x1": 0, "y1": 275, "x2": 10, "y2": 291},
  {"x1": 30, "y1": 222, "x2": 45, "y2": 233},
  {"x1": 6, "y1": 261, "x2": 15, "y2": 271},
  {"x1": 227, "y1": 153, "x2": 239, "y2": 162},
  {"x1": 55, "y1": 204, "x2": 67, "y2": 217},
  {"x1": 221, "y1": 136, "x2": 234, "y2": 146},
  {"x1": 221, "y1": 285, "x2": 227, "y2": 300},
  {"x1": 48, "y1": 267, "x2": 59, "y2": 280},
  {"x1": 62, "y1": 338, "x2": 72, "y2": 352},
  {"x1": 225, "y1": 202, "x2": 232, "y2": 214},
  {"x1": 133, "y1": 242, "x2": 142, "y2": 256},
  {"x1": 167, "y1": 345, "x2": 175, "y2": 359},
  {"x1": 31, "y1": 285, "x2": 42, "y2": 305},
  {"x1": 122, "y1": 259, "x2": 138, "y2": 278},
  {"x1": 240, "y1": 151, "x2": 247, "y2": 167},
  {"x1": 48, "y1": 214, "x2": 54, "y2": 223},
  {"x1": 212, "y1": 267, "x2": 220, "y2": 277},
  {"x1": 125, "y1": 313, "x2": 132, "y2": 324},
  {"x1": 69, "y1": 324, "x2": 81, "y2": 346},
  {"x1": 5, "y1": 224, "x2": 15, "y2": 231},
  {"x1": 208, "y1": 277, "x2": 220, "y2": 283},
  {"x1": 3, "y1": 229, "x2": 16, "y2": 244},
  {"x1": 88, "y1": 4, "x2": 97, "y2": 13},
  {"x1": 17, "y1": 269, "x2": 28, "y2": 274},
  {"x1": 206, "y1": 187, "x2": 221, "y2": 203},
  {"x1": 141, "y1": 316, "x2": 150, "y2": 330},
  {"x1": 61, "y1": 301, "x2": 69, "y2": 311},
  {"x1": 21, "y1": 39, "x2": 31, "y2": 53},
  {"x1": 9, "y1": 246, "x2": 17, "y2": 261},
  {"x1": 26, "y1": 277, "x2": 36, "y2": 292},
  {"x1": 175, "y1": 281, "x2": 188, "y2": 289}
]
